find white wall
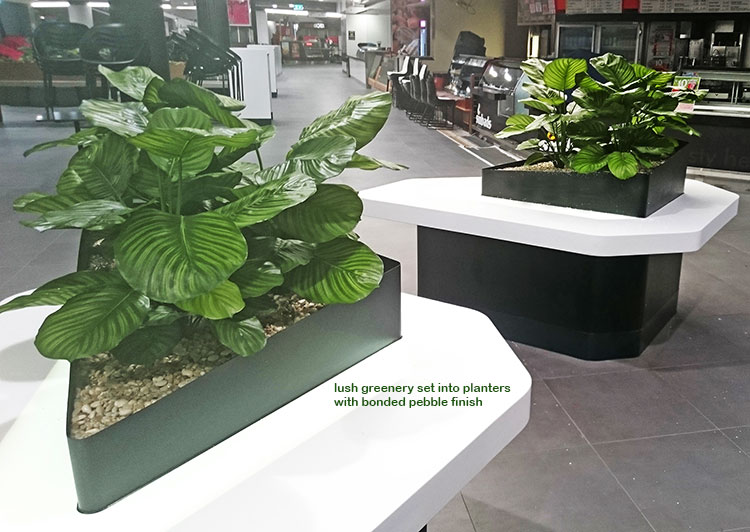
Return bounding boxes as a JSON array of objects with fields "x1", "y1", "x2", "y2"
[{"x1": 344, "y1": 12, "x2": 391, "y2": 57}]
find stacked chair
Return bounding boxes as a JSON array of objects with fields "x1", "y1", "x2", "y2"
[
  {"x1": 179, "y1": 27, "x2": 241, "y2": 95},
  {"x1": 31, "y1": 22, "x2": 88, "y2": 120},
  {"x1": 395, "y1": 59, "x2": 456, "y2": 129}
]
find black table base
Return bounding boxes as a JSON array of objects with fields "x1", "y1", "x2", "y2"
[{"x1": 417, "y1": 227, "x2": 682, "y2": 360}]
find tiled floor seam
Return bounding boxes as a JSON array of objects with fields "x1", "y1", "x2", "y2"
[
  {"x1": 541, "y1": 380, "x2": 659, "y2": 532},
  {"x1": 536, "y1": 358, "x2": 750, "y2": 382},
  {"x1": 459, "y1": 492, "x2": 479, "y2": 532},
  {"x1": 652, "y1": 372, "x2": 750, "y2": 458}
]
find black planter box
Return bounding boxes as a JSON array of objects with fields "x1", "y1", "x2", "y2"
[
  {"x1": 481, "y1": 146, "x2": 689, "y2": 217},
  {"x1": 66, "y1": 257, "x2": 401, "y2": 513}
]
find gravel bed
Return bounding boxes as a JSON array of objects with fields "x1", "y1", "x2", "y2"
[{"x1": 70, "y1": 295, "x2": 322, "y2": 439}]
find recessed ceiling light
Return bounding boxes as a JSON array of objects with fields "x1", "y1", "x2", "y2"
[{"x1": 31, "y1": 1, "x2": 70, "y2": 7}]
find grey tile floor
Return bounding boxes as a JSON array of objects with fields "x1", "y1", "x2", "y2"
[{"x1": 1, "y1": 64, "x2": 749, "y2": 532}]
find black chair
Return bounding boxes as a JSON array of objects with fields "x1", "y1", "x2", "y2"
[
  {"x1": 387, "y1": 56, "x2": 410, "y2": 109},
  {"x1": 422, "y1": 72, "x2": 455, "y2": 129},
  {"x1": 31, "y1": 22, "x2": 88, "y2": 120},
  {"x1": 79, "y1": 23, "x2": 149, "y2": 98},
  {"x1": 182, "y1": 27, "x2": 241, "y2": 95}
]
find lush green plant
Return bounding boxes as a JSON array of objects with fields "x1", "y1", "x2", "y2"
[
  {"x1": 498, "y1": 53, "x2": 705, "y2": 180},
  {"x1": 0, "y1": 65, "x2": 403, "y2": 363}
]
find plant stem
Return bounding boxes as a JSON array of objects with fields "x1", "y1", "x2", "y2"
[{"x1": 255, "y1": 149, "x2": 264, "y2": 170}]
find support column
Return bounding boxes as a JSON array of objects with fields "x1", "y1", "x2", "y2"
[
  {"x1": 196, "y1": 0, "x2": 231, "y2": 49},
  {"x1": 109, "y1": 0, "x2": 170, "y2": 80}
]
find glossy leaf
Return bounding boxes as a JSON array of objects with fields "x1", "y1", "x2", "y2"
[
  {"x1": 98, "y1": 65, "x2": 163, "y2": 101},
  {"x1": 114, "y1": 210, "x2": 248, "y2": 303},
  {"x1": 607, "y1": 151, "x2": 640, "y2": 180},
  {"x1": 144, "y1": 305, "x2": 184, "y2": 326},
  {"x1": 20, "y1": 200, "x2": 132, "y2": 232},
  {"x1": 286, "y1": 237, "x2": 383, "y2": 304},
  {"x1": 23, "y1": 127, "x2": 106, "y2": 157},
  {"x1": 158, "y1": 78, "x2": 244, "y2": 127},
  {"x1": 590, "y1": 53, "x2": 636, "y2": 88},
  {"x1": 570, "y1": 145, "x2": 609, "y2": 173},
  {"x1": 148, "y1": 106, "x2": 212, "y2": 130},
  {"x1": 346, "y1": 153, "x2": 407, "y2": 171},
  {"x1": 111, "y1": 322, "x2": 183, "y2": 366},
  {"x1": 70, "y1": 134, "x2": 138, "y2": 200},
  {"x1": 230, "y1": 260, "x2": 283, "y2": 298},
  {"x1": 35, "y1": 285, "x2": 150, "y2": 360},
  {"x1": 520, "y1": 58, "x2": 549, "y2": 85},
  {"x1": 285, "y1": 135, "x2": 356, "y2": 182},
  {"x1": 298, "y1": 91, "x2": 391, "y2": 150},
  {"x1": 496, "y1": 114, "x2": 535, "y2": 138},
  {"x1": 176, "y1": 280, "x2": 245, "y2": 320},
  {"x1": 269, "y1": 184, "x2": 362, "y2": 243},
  {"x1": 0, "y1": 271, "x2": 124, "y2": 314},
  {"x1": 246, "y1": 236, "x2": 314, "y2": 273},
  {"x1": 79, "y1": 99, "x2": 149, "y2": 137},
  {"x1": 212, "y1": 317, "x2": 267, "y2": 356},
  {"x1": 543, "y1": 58, "x2": 587, "y2": 91},
  {"x1": 13, "y1": 192, "x2": 83, "y2": 214},
  {"x1": 216, "y1": 173, "x2": 316, "y2": 228}
]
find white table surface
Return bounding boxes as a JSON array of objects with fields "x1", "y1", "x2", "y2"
[
  {"x1": 0, "y1": 294, "x2": 531, "y2": 532},
  {"x1": 359, "y1": 177, "x2": 739, "y2": 257}
]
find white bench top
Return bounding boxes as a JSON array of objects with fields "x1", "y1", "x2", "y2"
[
  {"x1": 0, "y1": 294, "x2": 531, "y2": 532},
  {"x1": 359, "y1": 177, "x2": 739, "y2": 257}
]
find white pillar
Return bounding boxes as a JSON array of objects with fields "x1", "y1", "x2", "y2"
[
  {"x1": 256, "y1": 9, "x2": 269, "y2": 44},
  {"x1": 68, "y1": 4, "x2": 94, "y2": 27}
]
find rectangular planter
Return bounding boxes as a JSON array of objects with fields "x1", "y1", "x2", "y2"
[
  {"x1": 66, "y1": 257, "x2": 401, "y2": 513},
  {"x1": 481, "y1": 145, "x2": 689, "y2": 217}
]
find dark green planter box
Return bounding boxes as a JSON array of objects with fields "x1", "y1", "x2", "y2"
[
  {"x1": 66, "y1": 257, "x2": 401, "y2": 513},
  {"x1": 481, "y1": 146, "x2": 688, "y2": 217}
]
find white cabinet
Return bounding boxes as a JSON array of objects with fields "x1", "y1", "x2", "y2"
[{"x1": 229, "y1": 47, "x2": 273, "y2": 122}]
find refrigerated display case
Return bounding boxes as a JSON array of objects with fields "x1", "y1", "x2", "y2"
[{"x1": 556, "y1": 22, "x2": 643, "y2": 62}]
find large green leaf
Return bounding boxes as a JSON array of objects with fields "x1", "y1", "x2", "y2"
[
  {"x1": 212, "y1": 317, "x2": 267, "y2": 356},
  {"x1": 269, "y1": 184, "x2": 362, "y2": 243},
  {"x1": 111, "y1": 321, "x2": 183, "y2": 366},
  {"x1": 176, "y1": 280, "x2": 245, "y2": 319},
  {"x1": 607, "y1": 151, "x2": 640, "y2": 180},
  {"x1": 98, "y1": 65, "x2": 163, "y2": 101},
  {"x1": 144, "y1": 305, "x2": 184, "y2": 326},
  {"x1": 590, "y1": 53, "x2": 636, "y2": 88},
  {"x1": 142, "y1": 77, "x2": 167, "y2": 111},
  {"x1": 35, "y1": 285, "x2": 150, "y2": 361},
  {"x1": 496, "y1": 114, "x2": 535, "y2": 138},
  {"x1": 286, "y1": 238, "x2": 383, "y2": 304},
  {"x1": 0, "y1": 271, "x2": 123, "y2": 314},
  {"x1": 57, "y1": 157, "x2": 92, "y2": 198},
  {"x1": 20, "y1": 200, "x2": 132, "y2": 232},
  {"x1": 114, "y1": 210, "x2": 248, "y2": 302},
  {"x1": 520, "y1": 58, "x2": 549, "y2": 85},
  {"x1": 13, "y1": 192, "x2": 84, "y2": 214},
  {"x1": 158, "y1": 78, "x2": 244, "y2": 127},
  {"x1": 70, "y1": 134, "x2": 138, "y2": 200},
  {"x1": 148, "y1": 106, "x2": 213, "y2": 130},
  {"x1": 217, "y1": 173, "x2": 316, "y2": 228},
  {"x1": 346, "y1": 153, "x2": 407, "y2": 171},
  {"x1": 285, "y1": 135, "x2": 356, "y2": 182},
  {"x1": 298, "y1": 91, "x2": 391, "y2": 150},
  {"x1": 23, "y1": 127, "x2": 106, "y2": 157},
  {"x1": 570, "y1": 144, "x2": 609, "y2": 173},
  {"x1": 543, "y1": 58, "x2": 587, "y2": 91},
  {"x1": 79, "y1": 99, "x2": 149, "y2": 137},
  {"x1": 215, "y1": 92, "x2": 246, "y2": 111},
  {"x1": 230, "y1": 260, "x2": 283, "y2": 298},
  {"x1": 246, "y1": 236, "x2": 314, "y2": 273}
]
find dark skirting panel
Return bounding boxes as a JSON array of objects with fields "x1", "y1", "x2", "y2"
[{"x1": 417, "y1": 226, "x2": 681, "y2": 360}]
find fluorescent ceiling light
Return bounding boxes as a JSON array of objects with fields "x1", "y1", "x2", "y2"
[
  {"x1": 161, "y1": 3, "x2": 172, "y2": 8},
  {"x1": 175, "y1": 4, "x2": 196, "y2": 9},
  {"x1": 266, "y1": 8, "x2": 308, "y2": 15},
  {"x1": 31, "y1": 1, "x2": 70, "y2": 7},
  {"x1": 87, "y1": 1, "x2": 110, "y2": 7},
  {"x1": 324, "y1": 12, "x2": 342, "y2": 17}
]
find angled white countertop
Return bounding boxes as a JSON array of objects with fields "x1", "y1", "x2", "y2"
[
  {"x1": 359, "y1": 177, "x2": 739, "y2": 257},
  {"x1": 0, "y1": 294, "x2": 531, "y2": 532}
]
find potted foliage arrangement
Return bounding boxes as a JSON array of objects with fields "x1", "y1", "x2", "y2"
[
  {"x1": 483, "y1": 53, "x2": 705, "y2": 217},
  {"x1": 0, "y1": 66, "x2": 403, "y2": 513}
]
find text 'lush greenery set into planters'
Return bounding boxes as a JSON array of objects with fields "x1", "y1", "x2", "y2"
[
  {"x1": 0, "y1": 66, "x2": 404, "y2": 512},
  {"x1": 484, "y1": 53, "x2": 705, "y2": 217}
]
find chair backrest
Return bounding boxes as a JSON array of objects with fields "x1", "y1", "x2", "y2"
[
  {"x1": 425, "y1": 72, "x2": 438, "y2": 105},
  {"x1": 32, "y1": 22, "x2": 87, "y2": 62},
  {"x1": 79, "y1": 23, "x2": 149, "y2": 67},
  {"x1": 410, "y1": 73, "x2": 421, "y2": 101},
  {"x1": 399, "y1": 56, "x2": 410, "y2": 75},
  {"x1": 183, "y1": 27, "x2": 239, "y2": 81},
  {"x1": 412, "y1": 57, "x2": 420, "y2": 76}
]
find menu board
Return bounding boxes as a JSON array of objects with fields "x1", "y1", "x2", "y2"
[
  {"x1": 640, "y1": 0, "x2": 750, "y2": 11},
  {"x1": 517, "y1": 0, "x2": 556, "y2": 26},
  {"x1": 566, "y1": 0, "x2": 622, "y2": 13}
]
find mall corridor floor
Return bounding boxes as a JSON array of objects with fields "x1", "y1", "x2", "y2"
[{"x1": 1, "y1": 64, "x2": 750, "y2": 532}]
